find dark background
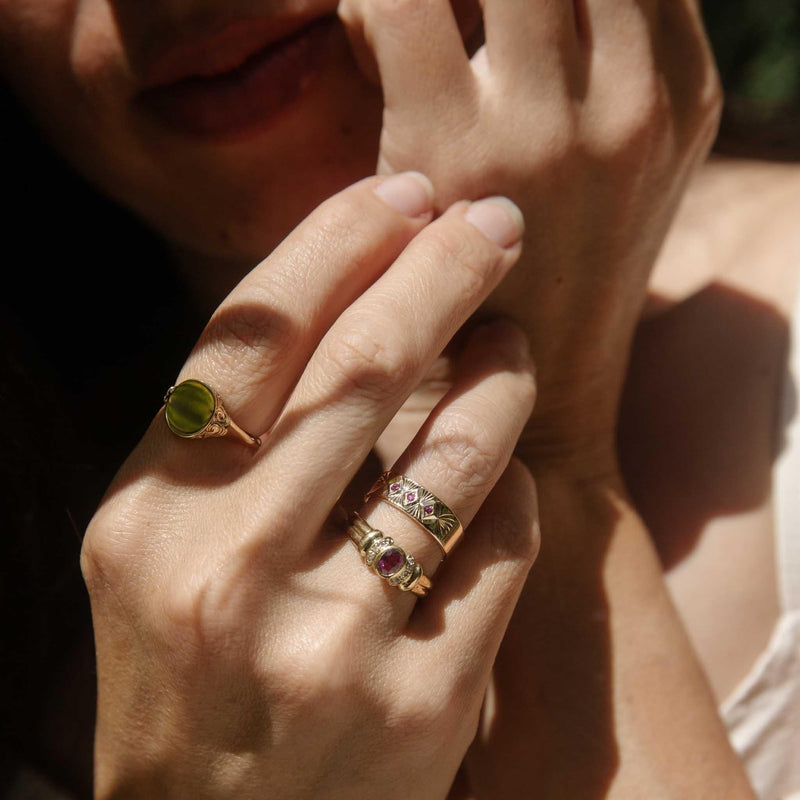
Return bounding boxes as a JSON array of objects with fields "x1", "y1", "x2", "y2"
[
  {"x1": 704, "y1": 0, "x2": 800, "y2": 157},
  {"x1": 0, "y1": 1, "x2": 799, "y2": 796}
]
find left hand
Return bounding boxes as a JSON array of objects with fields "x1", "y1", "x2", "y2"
[{"x1": 338, "y1": 0, "x2": 722, "y2": 468}]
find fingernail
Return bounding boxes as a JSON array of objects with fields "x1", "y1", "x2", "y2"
[
  {"x1": 373, "y1": 172, "x2": 435, "y2": 218},
  {"x1": 464, "y1": 197, "x2": 525, "y2": 248}
]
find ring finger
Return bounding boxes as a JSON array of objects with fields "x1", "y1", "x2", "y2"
[{"x1": 304, "y1": 318, "x2": 536, "y2": 621}]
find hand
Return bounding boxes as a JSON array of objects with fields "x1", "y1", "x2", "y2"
[
  {"x1": 338, "y1": 0, "x2": 722, "y2": 469},
  {"x1": 81, "y1": 174, "x2": 540, "y2": 799}
]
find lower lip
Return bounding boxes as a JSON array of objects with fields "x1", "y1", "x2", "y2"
[{"x1": 137, "y1": 16, "x2": 337, "y2": 139}]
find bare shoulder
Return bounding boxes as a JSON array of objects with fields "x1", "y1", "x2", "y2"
[
  {"x1": 650, "y1": 155, "x2": 800, "y2": 314},
  {"x1": 621, "y1": 155, "x2": 800, "y2": 704}
]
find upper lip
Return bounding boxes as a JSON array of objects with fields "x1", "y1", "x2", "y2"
[{"x1": 139, "y1": 9, "x2": 335, "y2": 90}]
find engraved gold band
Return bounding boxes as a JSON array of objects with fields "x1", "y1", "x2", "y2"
[
  {"x1": 163, "y1": 380, "x2": 261, "y2": 448},
  {"x1": 347, "y1": 512, "x2": 431, "y2": 597},
  {"x1": 364, "y1": 472, "x2": 464, "y2": 555}
]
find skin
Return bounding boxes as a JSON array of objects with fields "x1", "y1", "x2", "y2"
[
  {"x1": 0, "y1": 0, "x2": 777, "y2": 796},
  {"x1": 625, "y1": 156, "x2": 800, "y2": 704},
  {"x1": 83, "y1": 176, "x2": 542, "y2": 798}
]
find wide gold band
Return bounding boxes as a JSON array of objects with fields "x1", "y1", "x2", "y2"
[
  {"x1": 364, "y1": 472, "x2": 463, "y2": 555},
  {"x1": 347, "y1": 512, "x2": 431, "y2": 597}
]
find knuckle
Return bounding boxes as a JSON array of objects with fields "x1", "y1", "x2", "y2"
[
  {"x1": 384, "y1": 695, "x2": 444, "y2": 749},
  {"x1": 154, "y1": 571, "x2": 253, "y2": 662},
  {"x1": 365, "y1": 0, "x2": 425, "y2": 24},
  {"x1": 427, "y1": 414, "x2": 504, "y2": 495},
  {"x1": 592, "y1": 75, "x2": 671, "y2": 160},
  {"x1": 528, "y1": 108, "x2": 582, "y2": 170},
  {"x1": 80, "y1": 500, "x2": 148, "y2": 594},
  {"x1": 422, "y1": 223, "x2": 501, "y2": 294},
  {"x1": 205, "y1": 301, "x2": 297, "y2": 376},
  {"x1": 313, "y1": 191, "x2": 377, "y2": 253},
  {"x1": 323, "y1": 325, "x2": 414, "y2": 403},
  {"x1": 79, "y1": 532, "x2": 106, "y2": 594}
]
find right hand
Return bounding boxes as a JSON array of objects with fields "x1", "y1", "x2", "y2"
[{"x1": 81, "y1": 173, "x2": 540, "y2": 799}]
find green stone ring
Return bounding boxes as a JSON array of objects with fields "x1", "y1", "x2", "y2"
[{"x1": 163, "y1": 379, "x2": 261, "y2": 448}]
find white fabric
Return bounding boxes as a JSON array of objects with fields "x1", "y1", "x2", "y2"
[{"x1": 720, "y1": 286, "x2": 800, "y2": 800}]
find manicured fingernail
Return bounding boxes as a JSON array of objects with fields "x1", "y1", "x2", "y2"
[
  {"x1": 464, "y1": 197, "x2": 525, "y2": 248},
  {"x1": 374, "y1": 172, "x2": 435, "y2": 217}
]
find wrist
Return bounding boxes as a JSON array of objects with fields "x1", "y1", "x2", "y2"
[{"x1": 516, "y1": 380, "x2": 624, "y2": 484}]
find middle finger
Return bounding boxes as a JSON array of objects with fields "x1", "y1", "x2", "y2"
[{"x1": 263, "y1": 195, "x2": 525, "y2": 542}]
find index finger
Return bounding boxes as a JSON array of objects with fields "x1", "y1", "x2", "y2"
[{"x1": 164, "y1": 172, "x2": 436, "y2": 451}]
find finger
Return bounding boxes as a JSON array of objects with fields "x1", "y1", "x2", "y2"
[
  {"x1": 480, "y1": 0, "x2": 581, "y2": 89},
  {"x1": 361, "y1": 318, "x2": 536, "y2": 580},
  {"x1": 338, "y1": 0, "x2": 475, "y2": 121},
  {"x1": 582, "y1": 0, "x2": 662, "y2": 157},
  {"x1": 584, "y1": 0, "x2": 657, "y2": 84},
  {"x1": 401, "y1": 458, "x2": 539, "y2": 691},
  {"x1": 308, "y1": 319, "x2": 536, "y2": 621},
  {"x1": 268, "y1": 196, "x2": 526, "y2": 535},
  {"x1": 163, "y1": 172, "x2": 435, "y2": 448}
]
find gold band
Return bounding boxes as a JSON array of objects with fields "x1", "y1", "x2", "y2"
[
  {"x1": 347, "y1": 512, "x2": 431, "y2": 597},
  {"x1": 163, "y1": 380, "x2": 261, "y2": 448},
  {"x1": 364, "y1": 472, "x2": 463, "y2": 555}
]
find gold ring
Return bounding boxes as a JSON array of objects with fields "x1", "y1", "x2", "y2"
[
  {"x1": 347, "y1": 512, "x2": 431, "y2": 597},
  {"x1": 163, "y1": 380, "x2": 261, "y2": 448},
  {"x1": 364, "y1": 472, "x2": 463, "y2": 555}
]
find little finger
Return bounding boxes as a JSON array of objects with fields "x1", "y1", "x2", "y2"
[
  {"x1": 338, "y1": 0, "x2": 476, "y2": 121},
  {"x1": 402, "y1": 457, "x2": 539, "y2": 692}
]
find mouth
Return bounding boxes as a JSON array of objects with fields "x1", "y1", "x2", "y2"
[{"x1": 136, "y1": 14, "x2": 338, "y2": 139}]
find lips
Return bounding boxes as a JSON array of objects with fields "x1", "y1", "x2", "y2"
[{"x1": 137, "y1": 14, "x2": 338, "y2": 139}]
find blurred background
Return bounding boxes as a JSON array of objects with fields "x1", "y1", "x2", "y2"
[{"x1": 703, "y1": 0, "x2": 800, "y2": 158}]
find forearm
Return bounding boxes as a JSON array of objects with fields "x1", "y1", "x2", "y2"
[{"x1": 468, "y1": 467, "x2": 755, "y2": 799}]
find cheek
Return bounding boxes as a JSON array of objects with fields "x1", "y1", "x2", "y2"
[
  {"x1": 0, "y1": 1, "x2": 76, "y2": 90},
  {"x1": 0, "y1": 0, "x2": 127, "y2": 141}
]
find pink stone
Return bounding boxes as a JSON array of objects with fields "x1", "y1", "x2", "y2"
[
  {"x1": 406, "y1": 492, "x2": 416, "y2": 503},
  {"x1": 424, "y1": 504, "x2": 434, "y2": 515},
  {"x1": 377, "y1": 548, "x2": 405, "y2": 577},
  {"x1": 390, "y1": 482, "x2": 401, "y2": 492}
]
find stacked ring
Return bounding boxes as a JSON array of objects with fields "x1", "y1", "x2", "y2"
[
  {"x1": 364, "y1": 472, "x2": 464, "y2": 554},
  {"x1": 347, "y1": 513, "x2": 432, "y2": 597}
]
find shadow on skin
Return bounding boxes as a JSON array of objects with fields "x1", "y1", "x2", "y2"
[
  {"x1": 463, "y1": 480, "x2": 621, "y2": 799},
  {"x1": 619, "y1": 281, "x2": 794, "y2": 569}
]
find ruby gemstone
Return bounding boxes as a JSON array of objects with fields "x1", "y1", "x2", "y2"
[
  {"x1": 406, "y1": 492, "x2": 416, "y2": 503},
  {"x1": 424, "y1": 504, "x2": 434, "y2": 515},
  {"x1": 390, "y1": 482, "x2": 401, "y2": 492},
  {"x1": 376, "y1": 548, "x2": 405, "y2": 577}
]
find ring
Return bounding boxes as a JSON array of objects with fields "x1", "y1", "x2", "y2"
[
  {"x1": 364, "y1": 472, "x2": 463, "y2": 555},
  {"x1": 163, "y1": 380, "x2": 261, "y2": 448},
  {"x1": 347, "y1": 513, "x2": 431, "y2": 597}
]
